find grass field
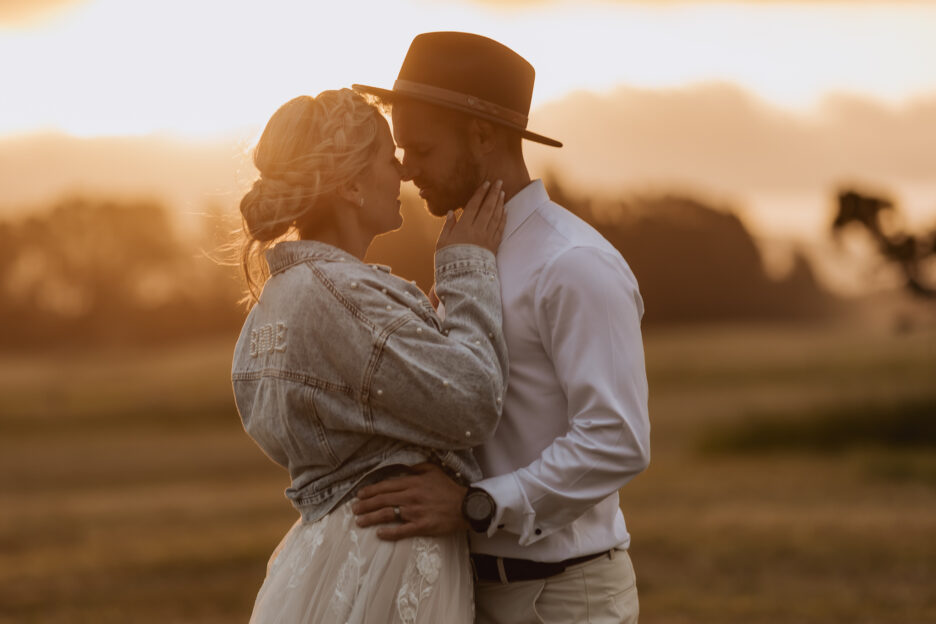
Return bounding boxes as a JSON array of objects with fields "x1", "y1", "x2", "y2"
[{"x1": 1, "y1": 323, "x2": 934, "y2": 623}]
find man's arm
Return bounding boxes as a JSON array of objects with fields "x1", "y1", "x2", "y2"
[
  {"x1": 355, "y1": 246, "x2": 649, "y2": 542},
  {"x1": 474, "y1": 246, "x2": 650, "y2": 544}
]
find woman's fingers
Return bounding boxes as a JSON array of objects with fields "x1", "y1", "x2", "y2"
[
  {"x1": 437, "y1": 179, "x2": 506, "y2": 253},
  {"x1": 462, "y1": 180, "x2": 492, "y2": 223},
  {"x1": 465, "y1": 179, "x2": 503, "y2": 225},
  {"x1": 485, "y1": 189, "x2": 505, "y2": 233},
  {"x1": 435, "y1": 209, "x2": 458, "y2": 249},
  {"x1": 476, "y1": 180, "x2": 502, "y2": 227},
  {"x1": 484, "y1": 190, "x2": 506, "y2": 249}
]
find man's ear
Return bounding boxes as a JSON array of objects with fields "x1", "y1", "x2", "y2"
[{"x1": 467, "y1": 118, "x2": 498, "y2": 157}]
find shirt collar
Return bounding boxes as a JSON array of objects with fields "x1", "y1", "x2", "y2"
[{"x1": 502, "y1": 179, "x2": 549, "y2": 243}]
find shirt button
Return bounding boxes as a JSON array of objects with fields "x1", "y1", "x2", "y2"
[
  {"x1": 350, "y1": 282, "x2": 358, "y2": 289},
  {"x1": 381, "y1": 288, "x2": 388, "y2": 294},
  {"x1": 416, "y1": 327, "x2": 422, "y2": 334},
  {"x1": 386, "y1": 305, "x2": 392, "y2": 310},
  {"x1": 376, "y1": 389, "x2": 383, "y2": 396},
  {"x1": 488, "y1": 332, "x2": 494, "y2": 338},
  {"x1": 474, "y1": 340, "x2": 480, "y2": 345},
  {"x1": 496, "y1": 397, "x2": 502, "y2": 404},
  {"x1": 455, "y1": 472, "x2": 461, "y2": 479},
  {"x1": 442, "y1": 380, "x2": 449, "y2": 387},
  {"x1": 465, "y1": 430, "x2": 471, "y2": 438}
]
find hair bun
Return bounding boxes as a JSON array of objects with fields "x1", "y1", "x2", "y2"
[{"x1": 239, "y1": 178, "x2": 294, "y2": 242}]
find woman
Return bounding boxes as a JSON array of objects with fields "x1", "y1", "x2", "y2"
[{"x1": 231, "y1": 88, "x2": 508, "y2": 623}]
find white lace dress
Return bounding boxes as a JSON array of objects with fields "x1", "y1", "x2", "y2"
[{"x1": 248, "y1": 501, "x2": 475, "y2": 624}]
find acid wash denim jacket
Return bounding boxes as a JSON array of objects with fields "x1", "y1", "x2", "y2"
[{"x1": 231, "y1": 240, "x2": 508, "y2": 523}]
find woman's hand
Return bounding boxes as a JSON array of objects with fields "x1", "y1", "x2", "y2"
[{"x1": 436, "y1": 179, "x2": 506, "y2": 254}]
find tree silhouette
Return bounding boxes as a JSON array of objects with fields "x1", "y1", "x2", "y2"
[{"x1": 833, "y1": 190, "x2": 936, "y2": 298}]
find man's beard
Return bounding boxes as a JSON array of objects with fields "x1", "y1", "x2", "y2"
[{"x1": 422, "y1": 149, "x2": 483, "y2": 217}]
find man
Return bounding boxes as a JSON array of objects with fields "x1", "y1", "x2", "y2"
[{"x1": 352, "y1": 32, "x2": 650, "y2": 623}]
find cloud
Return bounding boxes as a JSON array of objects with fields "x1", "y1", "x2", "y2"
[
  {"x1": 525, "y1": 83, "x2": 936, "y2": 196},
  {"x1": 0, "y1": 0, "x2": 88, "y2": 26},
  {"x1": 1, "y1": 82, "x2": 934, "y2": 245}
]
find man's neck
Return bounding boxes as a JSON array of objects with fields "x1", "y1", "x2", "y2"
[{"x1": 484, "y1": 157, "x2": 531, "y2": 204}]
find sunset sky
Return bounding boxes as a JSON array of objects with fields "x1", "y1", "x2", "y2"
[
  {"x1": 1, "y1": 0, "x2": 935, "y2": 290},
  {"x1": 3, "y1": 0, "x2": 935, "y2": 136}
]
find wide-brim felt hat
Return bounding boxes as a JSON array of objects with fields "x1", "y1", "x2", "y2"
[{"x1": 353, "y1": 31, "x2": 562, "y2": 148}]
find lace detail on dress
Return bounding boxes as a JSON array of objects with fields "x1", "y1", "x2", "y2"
[
  {"x1": 329, "y1": 505, "x2": 365, "y2": 622},
  {"x1": 395, "y1": 537, "x2": 442, "y2": 623},
  {"x1": 268, "y1": 515, "x2": 328, "y2": 590}
]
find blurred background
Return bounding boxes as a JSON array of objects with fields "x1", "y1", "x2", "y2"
[{"x1": 1, "y1": 0, "x2": 934, "y2": 622}]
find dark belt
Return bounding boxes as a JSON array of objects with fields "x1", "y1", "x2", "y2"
[{"x1": 471, "y1": 550, "x2": 615, "y2": 584}]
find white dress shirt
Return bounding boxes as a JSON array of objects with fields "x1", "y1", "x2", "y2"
[{"x1": 470, "y1": 179, "x2": 651, "y2": 562}]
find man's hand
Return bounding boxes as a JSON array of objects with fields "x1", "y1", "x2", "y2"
[{"x1": 351, "y1": 463, "x2": 468, "y2": 541}]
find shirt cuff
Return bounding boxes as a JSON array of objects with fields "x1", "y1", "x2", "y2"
[{"x1": 474, "y1": 472, "x2": 542, "y2": 545}]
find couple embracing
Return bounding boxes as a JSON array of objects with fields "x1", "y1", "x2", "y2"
[{"x1": 231, "y1": 32, "x2": 650, "y2": 624}]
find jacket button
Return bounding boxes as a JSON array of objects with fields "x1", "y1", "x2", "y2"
[
  {"x1": 465, "y1": 430, "x2": 471, "y2": 438},
  {"x1": 535, "y1": 528, "x2": 542, "y2": 535},
  {"x1": 442, "y1": 380, "x2": 449, "y2": 387},
  {"x1": 376, "y1": 389, "x2": 383, "y2": 396}
]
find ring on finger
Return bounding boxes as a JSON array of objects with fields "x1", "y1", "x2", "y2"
[{"x1": 393, "y1": 505, "x2": 403, "y2": 522}]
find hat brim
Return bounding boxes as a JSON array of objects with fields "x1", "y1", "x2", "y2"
[{"x1": 352, "y1": 83, "x2": 562, "y2": 148}]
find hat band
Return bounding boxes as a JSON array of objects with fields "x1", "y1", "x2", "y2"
[{"x1": 393, "y1": 79, "x2": 529, "y2": 129}]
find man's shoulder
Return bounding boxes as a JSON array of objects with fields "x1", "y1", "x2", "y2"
[{"x1": 532, "y1": 199, "x2": 623, "y2": 261}]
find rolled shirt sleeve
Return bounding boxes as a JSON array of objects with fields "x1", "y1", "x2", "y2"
[{"x1": 474, "y1": 246, "x2": 650, "y2": 545}]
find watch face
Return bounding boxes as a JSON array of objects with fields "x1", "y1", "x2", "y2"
[{"x1": 466, "y1": 492, "x2": 493, "y2": 520}]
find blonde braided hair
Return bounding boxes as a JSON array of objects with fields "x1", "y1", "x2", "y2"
[{"x1": 239, "y1": 89, "x2": 383, "y2": 304}]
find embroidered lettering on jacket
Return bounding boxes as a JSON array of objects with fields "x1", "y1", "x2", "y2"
[{"x1": 250, "y1": 322, "x2": 288, "y2": 357}]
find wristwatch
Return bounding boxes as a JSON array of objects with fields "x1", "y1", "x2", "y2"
[{"x1": 462, "y1": 487, "x2": 496, "y2": 533}]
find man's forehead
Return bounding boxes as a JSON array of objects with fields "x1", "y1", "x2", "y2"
[{"x1": 392, "y1": 100, "x2": 454, "y2": 144}]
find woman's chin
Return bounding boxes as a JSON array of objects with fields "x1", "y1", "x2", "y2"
[{"x1": 380, "y1": 213, "x2": 404, "y2": 235}]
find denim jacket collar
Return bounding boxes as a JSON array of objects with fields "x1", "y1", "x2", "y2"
[{"x1": 266, "y1": 240, "x2": 392, "y2": 276}]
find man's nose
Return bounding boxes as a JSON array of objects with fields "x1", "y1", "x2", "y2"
[{"x1": 399, "y1": 157, "x2": 418, "y2": 182}]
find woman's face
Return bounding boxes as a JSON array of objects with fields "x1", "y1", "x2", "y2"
[{"x1": 359, "y1": 117, "x2": 404, "y2": 235}]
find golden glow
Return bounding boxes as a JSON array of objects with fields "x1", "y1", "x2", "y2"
[{"x1": 1, "y1": 0, "x2": 935, "y2": 137}]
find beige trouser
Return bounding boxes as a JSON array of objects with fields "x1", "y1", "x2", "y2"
[{"x1": 474, "y1": 549, "x2": 639, "y2": 624}]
